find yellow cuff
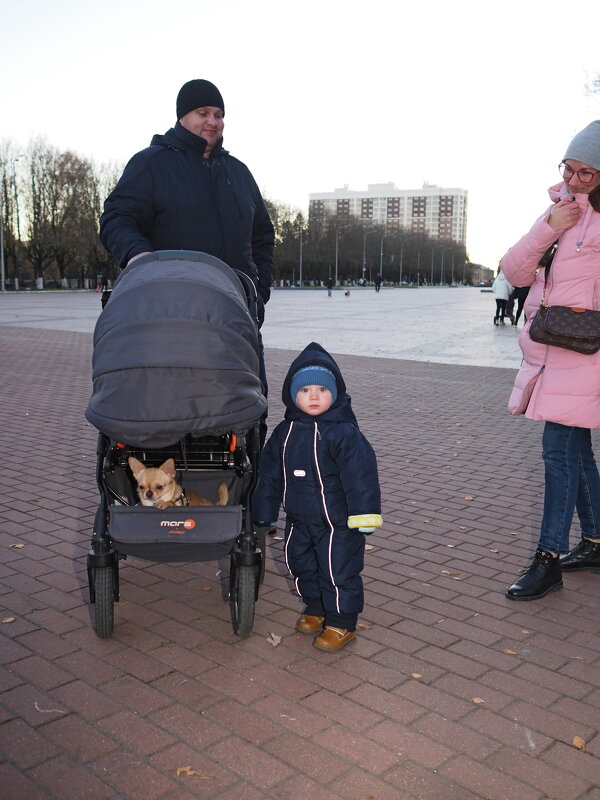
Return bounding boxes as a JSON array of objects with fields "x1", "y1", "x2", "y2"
[{"x1": 347, "y1": 514, "x2": 383, "y2": 529}]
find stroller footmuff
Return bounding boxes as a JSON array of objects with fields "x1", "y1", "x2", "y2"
[{"x1": 85, "y1": 251, "x2": 267, "y2": 638}]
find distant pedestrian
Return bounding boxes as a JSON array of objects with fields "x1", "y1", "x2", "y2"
[
  {"x1": 253, "y1": 342, "x2": 382, "y2": 651},
  {"x1": 326, "y1": 276, "x2": 334, "y2": 298},
  {"x1": 512, "y1": 285, "x2": 530, "y2": 326},
  {"x1": 492, "y1": 266, "x2": 513, "y2": 325},
  {"x1": 374, "y1": 274, "x2": 382, "y2": 293}
]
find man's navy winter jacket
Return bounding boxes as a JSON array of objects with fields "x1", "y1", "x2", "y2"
[
  {"x1": 99, "y1": 122, "x2": 274, "y2": 305},
  {"x1": 253, "y1": 343, "x2": 382, "y2": 530}
]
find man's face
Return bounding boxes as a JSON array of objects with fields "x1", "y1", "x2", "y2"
[{"x1": 179, "y1": 106, "x2": 224, "y2": 154}]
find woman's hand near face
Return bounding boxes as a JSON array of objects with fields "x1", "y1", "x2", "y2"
[{"x1": 548, "y1": 198, "x2": 581, "y2": 232}]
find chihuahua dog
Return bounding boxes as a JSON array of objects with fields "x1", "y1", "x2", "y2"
[{"x1": 128, "y1": 457, "x2": 228, "y2": 509}]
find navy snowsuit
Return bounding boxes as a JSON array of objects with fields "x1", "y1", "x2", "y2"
[{"x1": 253, "y1": 343, "x2": 382, "y2": 630}]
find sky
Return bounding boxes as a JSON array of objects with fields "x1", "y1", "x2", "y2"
[{"x1": 2, "y1": 0, "x2": 599, "y2": 268}]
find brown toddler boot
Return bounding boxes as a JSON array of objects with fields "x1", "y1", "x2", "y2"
[
  {"x1": 313, "y1": 626, "x2": 356, "y2": 651},
  {"x1": 295, "y1": 614, "x2": 324, "y2": 634}
]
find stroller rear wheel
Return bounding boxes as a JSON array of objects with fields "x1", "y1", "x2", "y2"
[
  {"x1": 93, "y1": 567, "x2": 115, "y2": 638},
  {"x1": 230, "y1": 565, "x2": 257, "y2": 638}
]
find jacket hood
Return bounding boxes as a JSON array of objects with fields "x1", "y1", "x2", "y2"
[
  {"x1": 150, "y1": 121, "x2": 226, "y2": 158},
  {"x1": 282, "y1": 342, "x2": 357, "y2": 425}
]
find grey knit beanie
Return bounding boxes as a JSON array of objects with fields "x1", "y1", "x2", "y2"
[{"x1": 563, "y1": 121, "x2": 600, "y2": 171}]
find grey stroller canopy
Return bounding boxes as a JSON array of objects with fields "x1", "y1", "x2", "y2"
[{"x1": 85, "y1": 251, "x2": 266, "y2": 448}]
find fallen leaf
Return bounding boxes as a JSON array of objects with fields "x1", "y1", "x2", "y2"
[
  {"x1": 502, "y1": 649, "x2": 517, "y2": 655},
  {"x1": 360, "y1": 796, "x2": 377, "y2": 800},
  {"x1": 411, "y1": 673, "x2": 422, "y2": 679},
  {"x1": 472, "y1": 697, "x2": 485, "y2": 704},
  {"x1": 489, "y1": 548, "x2": 499, "y2": 553},
  {"x1": 175, "y1": 765, "x2": 216, "y2": 779},
  {"x1": 365, "y1": 544, "x2": 374, "y2": 551},
  {"x1": 266, "y1": 632, "x2": 282, "y2": 647},
  {"x1": 509, "y1": 531, "x2": 518, "y2": 536},
  {"x1": 464, "y1": 496, "x2": 474, "y2": 501},
  {"x1": 2, "y1": 617, "x2": 15, "y2": 624},
  {"x1": 570, "y1": 656, "x2": 583, "y2": 660},
  {"x1": 447, "y1": 544, "x2": 455, "y2": 548},
  {"x1": 273, "y1": 536, "x2": 284, "y2": 541},
  {"x1": 572, "y1": 735, "x2": 586, "y2": 751},
  {"x1": 201, "y1": 586, "x2": 212, "y2": 592},
  {"x1": 358, "y1": 623, "x2": 373, "y2": 629},
  {"x1": 10, "y1": 543, "x2": 24, "y2": 549},
  {"x1": 520, "y1": 629, "x2": 531, "y2": 634}
]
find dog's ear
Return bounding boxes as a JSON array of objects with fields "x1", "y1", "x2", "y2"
[
  {"x1": 159, "y1": 458, "x2": 177, "y2": 479},
  {"x1": 128, "y1": 457, "x2": 145, "y2": 478}
]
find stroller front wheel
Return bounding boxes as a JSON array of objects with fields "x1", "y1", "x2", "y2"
[
  {"x1": 230, "y1": 565, "x2": 257, "y2": 638},
  {"x1": 93, "y1": 566, "x2": 115, "y2": 638}
]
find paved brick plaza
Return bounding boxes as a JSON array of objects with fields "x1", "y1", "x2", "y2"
[{"x1": 1, "y1": 322, "x2": 599, "y2": 800}]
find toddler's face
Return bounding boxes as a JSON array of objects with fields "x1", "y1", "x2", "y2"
[{"x1": 295, "y1": 385, "x2": 333, "y2": 416}]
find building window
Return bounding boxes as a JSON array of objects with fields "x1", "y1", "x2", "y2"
[
  {"x1": 337, "y1": 199, "x2": 350, "y2": 218},
  {"x1": 387, "y1": 197, "x2": 400, "y2": 218},
  {"x1": 439, "y1": 196, "x2": 453, "y2": 216},
  {"x1": 310, "y1": 200, "x2": 325, "y2": 219},
  {"x1": 361, "y1": 199, "x2": 373, "y2": 219},
  {"x1": 412, "y1": 197, "x2": 426, "y2": 217}
]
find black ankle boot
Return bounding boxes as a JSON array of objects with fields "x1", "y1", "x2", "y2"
[
  {"x1": 560, "y1": 539, "x2": 600, "y2": 572},
  {"x1": 506, "y1": 548, "x2": 563, "y2": 600}
]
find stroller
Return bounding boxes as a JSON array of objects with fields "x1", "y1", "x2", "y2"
[{"x1": 85, "y1": 251, "x2": 267, "y2": 639}]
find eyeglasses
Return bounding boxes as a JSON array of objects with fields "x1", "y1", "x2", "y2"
[{"x1": 558, "y1": 162, "x2": 599, "y2": 184}]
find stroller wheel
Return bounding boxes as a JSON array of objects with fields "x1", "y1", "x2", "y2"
[
  {"x1": 93, "y1": 567, "x2": 115, "y2": 638},
  {"x1": 230, "y1": 565, "x2": 257, "y2": 638}
]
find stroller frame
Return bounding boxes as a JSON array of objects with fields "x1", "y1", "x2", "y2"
[{"x1": 86, "y1": 263, "x2": 265, "y2": 639}]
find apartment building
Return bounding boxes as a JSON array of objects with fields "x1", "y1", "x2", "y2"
[{"x1": 309, "y1": 182, "x2": 468, "y2": 245}]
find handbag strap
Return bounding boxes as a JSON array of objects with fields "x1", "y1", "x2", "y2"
[{"x1": 539, "y1": 241, "x2": 558, "y2": 306}]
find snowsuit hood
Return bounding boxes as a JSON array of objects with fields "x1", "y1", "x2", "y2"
[{"x1": 281, "y1": 342, "x2": 357, "y2": 426}]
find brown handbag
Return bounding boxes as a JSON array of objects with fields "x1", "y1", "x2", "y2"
[{"x1": 528, "y1": 243, "x2": 600, "y2": 355}]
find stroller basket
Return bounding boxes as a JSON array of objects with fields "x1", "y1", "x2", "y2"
[{"x1": 109, "y1": 504, "x2": 243, "y2": 562}]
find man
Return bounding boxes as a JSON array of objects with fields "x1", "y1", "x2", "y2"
[
  {"x1": 99, "y1": 79, "x2": 274, "y2": 325},
  {"x1": 99, "y1": 79, "x2": 274, "y2": 440}
]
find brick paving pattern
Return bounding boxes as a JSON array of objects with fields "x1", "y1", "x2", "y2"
[{"x1": 1, "y1": 324, "x2": 599, "y2": 799}]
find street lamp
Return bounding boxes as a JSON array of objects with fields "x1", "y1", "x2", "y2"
[
  {"x1": 379, "y1": 233, "x2": 393, "y2": 280},
  {"x1": 0, "y1": 154, "x2": 25, "y2": 293},
  {"x1": 334, "y1": 224, "x2": 351, "y2": 287},
  {"x1": 362, "y1": 227, "x2": 377, "y2": 283},
  {"x1": 298, "y1": 229, "x2": 303, "y2": 288},
  {"x1": 430, "y1": 244, "x2": 443, "y2": 286}
]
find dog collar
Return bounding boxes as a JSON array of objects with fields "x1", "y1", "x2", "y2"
[{"x1": 172, "y1": 490, "x2": 190, "y2": 507}]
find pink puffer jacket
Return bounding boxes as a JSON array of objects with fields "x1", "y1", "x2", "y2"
[{"x1": 502, "y1": 182, "x2": 600, "y2": 430}]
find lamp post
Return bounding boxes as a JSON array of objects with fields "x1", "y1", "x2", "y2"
[
  {"x1": 362, "y1": 227, "x2": 377, "y2": 284},
  {"x1": 0, "y1": 154, "x2": 25, "y2": 293},
  {"x1": 430, "y1": 245, "x2": 443, "y2": 286},
  {"x1": 298, "y1": 229, "x2": 303, "y2": 288},
  {"x1": 335, "y1": 224, "x2": 351, "y2": 287},
  {"x1": 379, "y1": 233, "x2": 392, "y2": 281},
  {"x1": 398, "y1": 242, "x2": 404, "y2": 286}
]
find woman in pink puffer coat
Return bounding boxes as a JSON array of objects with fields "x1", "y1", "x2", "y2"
[{"x1": 503, "y1": 121, "x2": 600, "y2": 601}]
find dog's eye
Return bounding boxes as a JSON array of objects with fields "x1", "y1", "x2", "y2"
[{"x1": 155, "y1": 484, "x2": 163, "y2": 491}]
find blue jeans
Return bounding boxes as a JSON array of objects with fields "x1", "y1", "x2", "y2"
[{"x1": 539, "y1": 422, "x2": 600, "y2": 553}]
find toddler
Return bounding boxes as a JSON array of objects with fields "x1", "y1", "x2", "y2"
[{"x1": 253, "y1": 342, "x2": 382, "y2": 651}]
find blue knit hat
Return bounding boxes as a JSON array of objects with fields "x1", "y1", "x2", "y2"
[{"x1": 290, "y1": 366, "x2": 338, "y2": 407}]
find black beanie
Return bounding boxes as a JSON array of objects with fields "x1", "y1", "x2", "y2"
[{"x1": 176, "y1": 79, "x2": 225, "y2": 119}]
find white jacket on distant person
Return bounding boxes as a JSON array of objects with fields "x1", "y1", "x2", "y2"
[{"x1": 492, "y1": 272, "x2": 513, "y2": 301}]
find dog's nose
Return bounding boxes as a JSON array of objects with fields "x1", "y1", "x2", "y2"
[{"x1": 145, "y1": 491, "x2": 153, "y2": 498}]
